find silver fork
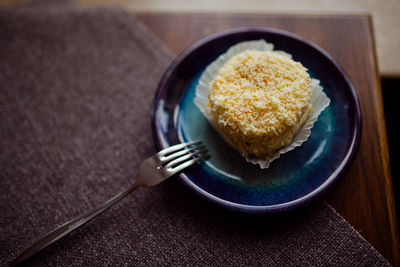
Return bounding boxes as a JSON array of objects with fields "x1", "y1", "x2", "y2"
[{"x1": 11, "y1": 141, "x2": 209, "y2": 266}]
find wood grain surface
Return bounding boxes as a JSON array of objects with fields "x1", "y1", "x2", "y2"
[{"x1": 136, "y1": 13, "x2": 399, "y2": 265}]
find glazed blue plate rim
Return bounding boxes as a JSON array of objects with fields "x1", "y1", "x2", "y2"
[{"x1": 151, "y1": 27, "x2": 362, "y2": 213}]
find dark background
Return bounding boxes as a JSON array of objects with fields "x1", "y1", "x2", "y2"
[{"x1": 382, "y1": 77, "x2": 399, "y2": 230}]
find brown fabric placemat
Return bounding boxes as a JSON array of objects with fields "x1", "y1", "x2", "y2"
[{"x1": 0, "y1": 4, "x2": 390, "y2": 266}]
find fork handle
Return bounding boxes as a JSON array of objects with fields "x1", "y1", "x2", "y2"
[{"x1": 11, "y1": 182, "x2": 139, "y2": 266}]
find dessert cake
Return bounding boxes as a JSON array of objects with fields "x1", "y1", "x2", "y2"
[{"x1": 207, "y1": 50, "x2": 311, "y2": 160}]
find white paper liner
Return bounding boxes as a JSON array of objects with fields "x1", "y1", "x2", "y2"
[{"x1": 194, "y1": 40, "x2": 331, "y2": 168}]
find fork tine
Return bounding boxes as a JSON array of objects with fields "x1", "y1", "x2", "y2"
[
  {"x1": 168, "y1": 153, "x2": 210, "y2": 174},
  {"x1": 156, "y1": 141, "x2": 202, "y2": 157},
  {"x1": 159, "y1": 144, "x2": 205, "y2": 164},
  {"x1": 164, "y1": 149, "x2": 208, "y2": 169}
]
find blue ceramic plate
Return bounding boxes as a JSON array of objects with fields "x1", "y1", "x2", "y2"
[{"x1": 151, "y1": 28, "x2": 361, "y2": 213}]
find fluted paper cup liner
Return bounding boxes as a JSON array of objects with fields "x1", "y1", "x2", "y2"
[{"x1": 194, "y1": 40, "x2": 331, "y2": 168}]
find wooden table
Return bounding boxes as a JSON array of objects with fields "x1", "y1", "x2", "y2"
[{"x1": 136, "y1": 13, "x2": 399, "y2": 265}]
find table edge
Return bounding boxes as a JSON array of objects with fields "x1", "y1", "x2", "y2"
[{"x1": 367, "y1": 14, "x2": 400, "y2": 264}]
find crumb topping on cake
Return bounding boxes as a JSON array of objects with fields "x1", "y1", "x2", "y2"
[{"x1": 208, "y1": 50, "x2": 311, "y2": 159}]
